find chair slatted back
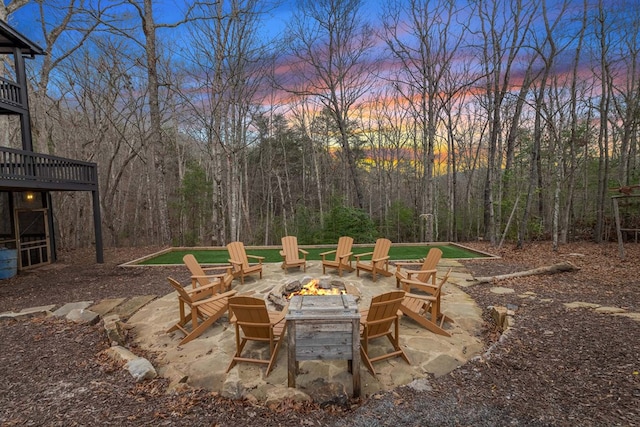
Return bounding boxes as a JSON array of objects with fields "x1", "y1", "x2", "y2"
[
  {"x1": 372, "y1": 238, "x2": 392, "y2": 269},
  {"x1": 229, "y1": 296, "x2": 272, "y2": 340},
  {"x1": 335, "y1": 236, "x2": 354, "y2": 264},
  {"x1": 416, "y1": 248, "x2": 442, "y2": 282},
  {"x1": 183, "y1": 254, "x2": 213, "y2": 288},
  {"x1": 227, "y1": 241, "x2": 249, "y2": 273},
  {"x1": 365, "y1": 290, "x2": 405, "y2": 337},
  {"x1": 168, "y1": 277, "x2": 194, "y2": 303},
  {"x1": 281, "y1": 236, "x2": 300, "y2": 263}
]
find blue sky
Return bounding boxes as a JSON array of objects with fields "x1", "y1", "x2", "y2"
[
  {"x1": 10, "y1": 0, "x2": 378, "y2": 48},
  {"x1": 8, "y1": 0, "x2": 637, "y2": 102}
]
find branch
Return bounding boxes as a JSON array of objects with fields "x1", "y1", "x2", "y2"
[{"x1": 474, "y1": 261, "x2": 580, "y2": 284}]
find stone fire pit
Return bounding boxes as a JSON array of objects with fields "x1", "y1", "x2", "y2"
[{"x1": 268, "y1": 276, "x2": 361, "y2": 310}]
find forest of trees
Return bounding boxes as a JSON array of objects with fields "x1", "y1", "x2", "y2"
[{"x1": 5, "y1": 0, "x2": 640, "y2": 250}]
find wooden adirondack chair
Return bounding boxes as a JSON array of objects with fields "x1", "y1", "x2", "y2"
[
  {"x1": 320, "y1": 236, "x2": 354, "y2": 276},
  {"x1": 227, "y1": 241, "x2": 264, "y2": 284},
  {"x1": 359, "y1": 290, "x2": 410, "y2": 376},
  {"x1": 355, "y1": 238, "x2": 393, "y2": 282},
  {"x1": 279, "y1": 236, "x2": 308, "y2": 272},
  {"x1": 166, "y1": 277, "x2": 237, "y2": 346},
  {"x1": 183, "y1": 254, "x2": 234, "y2": 291},
  {"x1": 226, "y1": 295, "x2": 287, "y2": 376},
  {"x1": 394, "y1": 247, "x2": 442, "y2": 288},
  {"x1": 399, "y1": 268, "x2": 452, "y2": 337}
]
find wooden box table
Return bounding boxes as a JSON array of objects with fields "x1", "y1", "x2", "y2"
[{"x1": 286, "y1": 294, "x2": 361, "y2": 397}]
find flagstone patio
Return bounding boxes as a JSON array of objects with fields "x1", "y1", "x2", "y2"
[{"x1": 128, "y1": 259, "x2": 484, "y2": 404}]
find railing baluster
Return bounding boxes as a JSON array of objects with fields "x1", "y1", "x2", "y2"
[
  {"x1": 0, "y1": 76, "x2": 22, "y2": 106},
  {"x1": 0, "y1": 147, "x2": 98, "y2": 189}
]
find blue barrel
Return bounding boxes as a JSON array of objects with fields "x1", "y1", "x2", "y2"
[{"x1": 0, "y1": 249, "x2": 18, "y2": 280}]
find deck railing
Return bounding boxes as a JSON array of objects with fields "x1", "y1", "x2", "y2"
[
  {"x1": 0, "y1": 77, "x2": 22, "y2": 107},
  {"x1": 0, "y1": 147, "x2": 98, "y2": 190}
]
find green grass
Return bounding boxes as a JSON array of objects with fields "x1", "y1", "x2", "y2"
[{"x1": 136, "y1": 244, "x2": 486, "y2": 265}]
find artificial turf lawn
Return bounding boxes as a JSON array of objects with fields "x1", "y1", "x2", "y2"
[{"x1": 137, "y1": 244, "x2": 486, "y2": 265}]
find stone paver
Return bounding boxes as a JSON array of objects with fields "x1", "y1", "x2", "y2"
[
  {"x1": 563, "y1": 301, "x2": 601, "y2": 309},
  {"x1": 110, "y1": 295, "x2": 157, "y2": 319},
  {"x1": 53, "y1": 301, "x2": 93, "y2": 317},
  {"x1": 490, "y1": 286, "x2": 515, "y2": 294},
  {"x1": 0, "y1": 304, "x2": 56, "y2": 319},
  {"x1": 89, "y1": 298, "x2": 126, "y2": 316},
  {"x1": 594, "y1": 306, "x2": 626, "y2": 314},
  {"x1": 615, "y1": 312, "x2": 640, "y2": 321},
  {"x1": 12, "y1": 257, "x2": 639, "y2": 404},
  {"x1": 128, "y1": 262, "x2": 484, "y2": 403},
  {"x1": 66, "y1": 308, "x2": 100, "y2": 325}
]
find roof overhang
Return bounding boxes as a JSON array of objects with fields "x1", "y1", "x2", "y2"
[{"x1": 0, "y1": 19, "x2": 45, "y2": 58}]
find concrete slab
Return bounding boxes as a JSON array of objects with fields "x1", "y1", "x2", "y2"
[{"x1": 128, "y1": 262, "x2": 485, "y2": 404}]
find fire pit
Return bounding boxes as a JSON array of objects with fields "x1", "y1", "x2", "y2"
[
  {"x1": 285, "y1": 294, "x2": 361, "y2": 397},
  {"x1": 268, "y1": 276, "x2": 360, "y2": 311}
]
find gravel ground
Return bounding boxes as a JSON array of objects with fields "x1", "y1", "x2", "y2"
[{"x1": 0, "y1": 241, "x2": 638, "y2": 426}]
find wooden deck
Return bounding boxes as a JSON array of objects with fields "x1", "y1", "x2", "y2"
[{"x1": 0, "y1": 147, "x2": 98, "y2": 191}]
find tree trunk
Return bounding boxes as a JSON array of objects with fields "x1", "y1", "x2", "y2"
[
  {"x1": 141, "y1": 0, "x2": 170, "y2": 244},
  {"x1": 474, "y1": 261, "x2": 579, "y2": 284}
]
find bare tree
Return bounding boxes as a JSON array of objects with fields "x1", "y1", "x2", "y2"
[
  {"x1": 285, "y1": 0, "x2": 375, "y2": 209},
  {"x1": 472, "y1": 0, "x2": 538, "y2": 245},
  {"x1": 288, "y1": 96, "x2": 327, "y2": 224},
  {"x1": 381, "y1": 0, "x2": 467, "y2": 241},
  {"x1": 23, "y1": 1, "x2": 104, "y2": 153},
  {"x1": 559, "y1": 0, "x2": 589, "y2": 244},
  {"x1": 610, "y1": 1, "x2": 640, "y2": 188},
  {"x1": 55, "y1": 38, "x2": 148, "y2": 246},
  {"x1": 179, "y1": 0, "x2": 269, "y2": 243},
  {"x1": 593, "y1": 0, "x2": 613, "y2": 242},
  {"x1": 0, "y1": 0, "x2": 29, "y2": 146},
  {"x1": 518, "y1": 0, "x2": 570, "y2": 250}
]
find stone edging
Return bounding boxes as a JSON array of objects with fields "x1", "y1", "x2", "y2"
[{"x1": 0, "y1": 301, "x2": 172, "y2": 387}]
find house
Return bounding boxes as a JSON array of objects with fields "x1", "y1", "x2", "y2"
[{"x1": 0, "y1": 20, "x2": 103, "y2": 270}]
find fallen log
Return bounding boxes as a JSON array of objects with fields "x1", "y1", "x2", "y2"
[{"x1": 474, "y1": 261, "x2": 579, "y2": 284}]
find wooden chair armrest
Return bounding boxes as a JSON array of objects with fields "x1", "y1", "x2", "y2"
[
  {"x1": 354, "y1": 251, "x2": 373, "y2": 260},
  {"x1": 192, "y1": 290, "x2": 237, "y2": 307},
  {"x1": 394, "y1": 261, "x2": 421, "y2": 267},
  {"x1": 372, "y1": 255, "x2": 390, "y2": 263},
  {"x1": 406, "y1": 269, "x2": 436, "y2": 279},
  {"x1": 401, "y1": 277, "x2": 437, "y2": 288},
  {"x1": 299, "y1": 249, "x2": 309, "y2": 255},
  {"x1": 187, "y1": 281, "x2": 219, "y2": 295},
  {"x1": 190, "y1": 273, "x2": 225, "y2": 281},
  {"x1": 228, "y1": 258, "x2": 243, "y2": 267},
  {"x1": 272, "y1": 311, "x2": 287, "y2": 324},
  {"x1": 337, "y1": 252, "x2": 353, "y2": 261},
  {"x1": 201, "y1": 264, "x2": 232, "y2": 273},
  {"x1": 246, "y1": 255, "x2": 265, "y2": 263},
  {"x1": 401, "y1": 278, "x2": 438, "y2": 294},
  {"x1": 319, "y1": 249, "x2": 336, "y2": 256},
  {"x1": 413, "y1": 269, "x2": 437, "y2": 275},
  {"x1": 404, "y1": 292, "x2": 436, "y2": 302},
  {"x1": 362, "y1": 316, "x2": 396, "y2": 328}
]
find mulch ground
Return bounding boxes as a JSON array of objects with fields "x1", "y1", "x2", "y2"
[{"x1": 0, "y1": 241, "x2": 638, "y2": 426}]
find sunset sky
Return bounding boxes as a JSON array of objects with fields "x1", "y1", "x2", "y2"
[
  {"x1": 11, "y1": 0, "x2": 635, "y2": 116},
  {"x1": 13, "y1": 1, "x2": 619, "y2": 74}
]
